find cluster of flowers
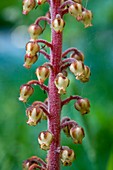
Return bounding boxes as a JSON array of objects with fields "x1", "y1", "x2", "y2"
[
  {"x1": 23, "y1": 20, "x2": 44, "y2": 68},
  {"x1": 19, "y1": 83, "x2": 90, "y2": 121},
  {"x1": 23, "y1": 0, "x2": 92, "y2": 29},
  {"x1": 54, "y1": 52, "x2": 90, "y2": 95},
  {"x1": 52, "y1": 1, "x2": 92, "y2": 31},
  {"x1": 69, "y1": 53, "x2": 91, "y2": 83},
  {"x1": 22, "y1": 0, "x2": 47, "y2": 15},
  {"x1": 19, "y1": 81, "x2": 90, "y2": 166},
  {"x1": 19, "y1": 0, "x2": 92, "y2": 168},
  {"x1": 24, "y1": 41, "x2": 40, "y2": 69},
  {"x1": 68, "y1": 1, "x2": 92, "y2": 28}
]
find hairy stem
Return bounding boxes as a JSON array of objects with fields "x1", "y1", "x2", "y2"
[
  {"x1": 60, "y1": 58, "x2": 77, "y2": 71},
  {"x1": 61, "y1": 57, "x2": 76, "y2": 65},
  {"x1": 27, "y1": 80, "x2": 49, "y2": 92},
  {"x1": 39, "y1": 50, "x2": 50, "y2": 60},
  {"x1": 36, "y1": 39, "x2": 53, "y2": 49},
  {"x1": 61, "y1": 117, "x2": 71, "y2": 124},
  {"x1": 59, "y1": 0, "x2": 74, "y2": 9},
  {"x1": 47, "y1": 1, "x2": 62, "y2": 170},
  {"x1": 35, "y1": 16, "x2": 51, "y2": 25},
  {"x1": 61, "y1": 95, "x2": 82, "y2": 107},
  {"x1": 61, "y1": 120, "x2": 78, "y2": 129},
  {"x1": 29, "y1": 164, "x2": 45, "y2": 170},
  {"x1": 62, "y1": 47, "x2": 83, "y2": 58},
  {"x1": 32, "y1": 101, "x2": 48, "y2": 109}
]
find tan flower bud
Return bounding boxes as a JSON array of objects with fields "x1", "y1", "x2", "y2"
[
  {"x1": 60, "y1": 146, "x2": 75, "y2": 166},
  {"x1": 63, "y1": 125, "x2": 72, "y2": 137},
  {"x1": 62, "y1": 119, "x2": 73, "y2": 137},
  {"x1": 26, "y1": 42, "x2": 40, "y2": 56},
  {"x1": 82, "y1": 10, "x2": 93, "y2": 28},
  {"x1": 23, "y1": 54, "x2": 38, "y2": 69},
  {"x1": 36, "y1": 66, "x2": 50, "y2": 84},
  {"x1": 38, "y1": 131, "x2": 53, "y2": 150},
  {"x1": 28, "y1": 24, "x2": 43, "y2": 40},
  {"x1": 69, "y1": 4, "x2": 82, "y2": 18},
  {"x1": 19, "y1": 84, "x2": 33, "y2": 102},
  {"x1": 74, "y1": 98, "x2": 90, "y2": 114},
  {"x1": 26, "y1": 106, "x2": 42, "y2": 126},
  {"x1": 76, "y1": 65, "x2": 91, "y2": 82},
  {"x1": 36, "y1": 0, "x2": 46, "y2": 5},
  {"x1": 70, "y1": 126, "x2": 85, "y2": 144},
  {"x1": 70, "y1": 52, "x2": 84, "y2": 62},
  {"x1": 22, "y1": 0, "x2": 36, "y2": 15},
  {"x1": 70, "y1": 61, "x2": 84, "y2": 77},
  {"x1": 41, "y1": 112, "x2": 47, "y2": 120},
  {"x1": 52, "y1": 14, "x2": 65, "y2": 33},
  {"x1": 54, "y1": 73, "x2": 70, "y2": 94}
]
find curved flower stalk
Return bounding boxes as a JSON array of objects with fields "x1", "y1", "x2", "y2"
[{"x1": 19, "y1": 0, "x2": 93, "y2": 169}]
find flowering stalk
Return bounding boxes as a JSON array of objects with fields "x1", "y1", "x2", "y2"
[{"x1": 19, "y1": 0, "x2": 93, "y2": 169}]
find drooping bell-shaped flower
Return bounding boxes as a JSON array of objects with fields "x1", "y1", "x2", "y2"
[
  {"x1": 36, "y1": 66, "x2": 50, "y2": 84},
  {"x1": 76, "y1": 65, "x2": 91, "y2": 82},
  {"x1": 19, "y1": 84, "x2": 34, "y2": 102},
  {"x1": 74, "y1": 98, "x2": 90, "y2": 114},
  {"x1": 38, "y1": 131, "x2": 53, "y2": 150},
  {"x1": 23, "y1": 54, "x2": 38, "y2": 69},
  {"x1": 26, "y1": 42, "x2": 40, "y2": 56},
  {"x1": 60, "y1": 146, "x2": 75, "y2": 166},
  {"x1": 70, "y1": 126, "x2": 85, "y2": 144},
  {"x1": 52, "y1": 14, "x2": 65, "y2": 33},
  {"x1": 69, "y1": 3, "x2": 82, "y2": 19},
  {"x1": 26, "y1": 106, "x2": 43, "y2": 126},
  {"x1": 28, "y1": 24, "x2": 43, "y2": 40},
  {"x1": 82, "y1": 9, "x2": 93, "y2": 28},
  {"x1": 22, "y1": 0, "x2": 36, "y2": 15},
  {"x1": 70, "y1": 61, "x2": 84, "y2": 77},
  {"x1": 54, "y1": 73, "x2": 70, "y2": 94}
]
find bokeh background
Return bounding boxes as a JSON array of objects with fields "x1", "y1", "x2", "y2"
[{"x1": 0, "y1": 0, "x2": 113, "y2": 170}]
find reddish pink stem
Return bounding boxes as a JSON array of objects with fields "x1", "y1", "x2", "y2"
[
  {"x1": 23, "y1": 156, "x2": 47, "y2": 170},
  {"x1": 60, "y1": 62, "x2": 71, "y2": 71},
  {"x1": 47, "y1": 1, "x2": 62, "y2": 170},
  {"x1": 29, "y1": 156, "x2": 47, "y2": 168},
  {"x1": 35, "y1": 16, "x2": 51, "y2": 25},
  {"x1": 36, "y1": 39, "x2": 53, "y2": 49},
  {"x1": 32, "y1": 101, "x2": 50, "y2": 118},
  {"x1": 61, "y1": 120, "x2": 78, "y2": 129},
  {"x1": 39, "y1": 106, "x2": 50, "y2": 118},
  {"x1": 32, "y1": 101, "x2": 48, "y2": 110},
  {"x1": 60, "y1": 58, "x2": 77, "y2": 71},
  {"x1": 39, "y1": 50, "x2": 50, "y2": 60},
  {"x1": 27, "y1": 80, "x2": 49, "y2": 92},
  {"x1": 59, "y1": 0, "x2": 74, "y2": 9},
  {"x1": 61, "y1": 117, "x2": 71, "y2": 124},
  {"x1": 61, "y1": 57, "x2": 76, "y2": 64},
  {"x1": 62, "y1": 47, "x2": 82, "y2": 58},
  {"x1": 43, "y1": 62, "x2": 53, "y2": 70},
  {"x1": 29, "y1": 164, "x2": 45, "y2": 170},
  {"x1": 61, "y1": 8, "x2": 68, "y2": 17},
  {"x1": 61, "y1": 95, "x2": 82, "y2": 107}
]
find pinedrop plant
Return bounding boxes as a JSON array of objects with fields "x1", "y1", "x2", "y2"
[{"x1": 19, "y1": 0, "x2": 92, "y2": 169}]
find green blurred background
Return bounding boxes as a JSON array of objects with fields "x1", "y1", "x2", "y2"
[{"x1": 0, "y1": 0, "x2": 113, "y2": 170}]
